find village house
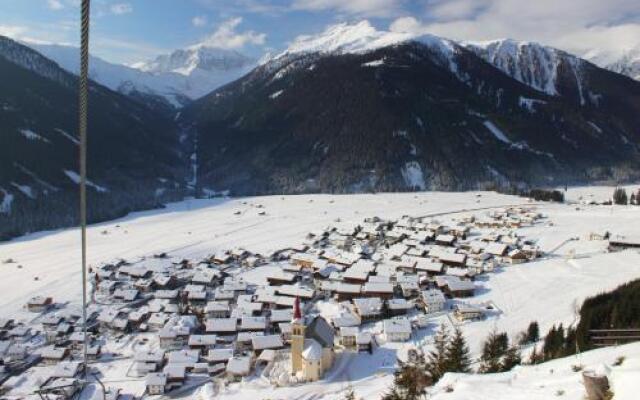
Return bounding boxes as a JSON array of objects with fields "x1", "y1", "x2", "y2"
[
  {"x1": 421, "y1": 289, "x2": 447, "y2": 313},
  {"x1": 386, "y1": 298, "x2": 412, "y2": 316},
  {"x1": 205, "y1": 301, "x2": 231, "y2": 318},
  {"x1": 188, "y1": 335, "x2": 217, "y2": 351},
  {"x1": 252, "y1": 334, "x2": 284, "y2": 354},
  {"x1": 145, "y1": 372, "x2": 168, "y2": 395},
  {"x1": 361, "y1": 282, "x2": 395, "y2": 299},
  {"x1": 383, "y1": 317, "x2": 412, "y2": 342},
  {"x1": 206, "y1": 318, "x2": 238, "y2": 335},
  {"x1": 435, "y1": 276, "x2": 475, "y2": 298},
  {"x1": 135, "y1": 349, "x2": 165, "y2": 374},
  {"x1": 353, "y1": 297, "x2": 383, "y2": 320},
  {"x1": 27, "y1": 296, "x2": 53, "y2": 313},
  {"x1": 206, "y1": 348, "x2": 234, "y2": 365},
  {"x1": 226, "y1": 356, "x2": 252, "y2": 380},
  {"x1": 40, "y1": 346, "x2": 69, "y2": 365},
  {"x1": 453, "y1": 304, "x2": 485, "y2": 322},
  {"x1": 163, "y1": 365, "x2": 186, "y2": 391},
  {"x1": 356, "y1": 332, "x2": 374, "y2": 353},
  {"x1": 339, "y1": 327, "x2": 358, "y2": 348},
  {"x1": 159, "y1": 326, "x2": 190, "y2": 350}
]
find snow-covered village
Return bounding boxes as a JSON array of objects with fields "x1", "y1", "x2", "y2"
[
  {"x1": 3, "y1": 1, "x2": 640, "y2": 399},
  {"x1": 1, "y1": 187, "x2": 639, "y2": 400}
]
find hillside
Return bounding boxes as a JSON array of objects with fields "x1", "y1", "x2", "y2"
[
  {"x1": 0, "y1": 35, "x2": 187, "y2": 239},
  {"x1": 183, "y1": 22, "x2": 640, "y2": 196}
]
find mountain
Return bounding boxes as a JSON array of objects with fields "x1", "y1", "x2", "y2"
[
  {"x1": 0, "y1": 35, "x2": 188, "y2": 239},
  {"x1": 30, "y1": 43, "x2": 256, "y2": 107},
  {"x1": 586, "y1": 47, "x2": 640, "y2": 82},
  {"x1": 182, "y1": 22, "x2": 640, "y2": 196},
  {"x1": 462, "y1": 39, "x2": 588, "y2": 103}
]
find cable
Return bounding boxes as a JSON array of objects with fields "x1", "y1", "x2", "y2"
[{"x1": 79, "y1": 0, "x2": 91, "y2": 381}]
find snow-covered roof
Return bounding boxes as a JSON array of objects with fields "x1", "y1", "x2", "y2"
[
  {"x1": 252, "y1": 334, "x2": 284, "y2": 350},
  {"x1": 226, "y1": 356, "x2": 251, "y2": 375},
  {"x1": 383, "y1": 317, "x2": 411, "y2": 334},
  {"x1": 302, "y1": 338, "x2": 322, "y2": 361}
]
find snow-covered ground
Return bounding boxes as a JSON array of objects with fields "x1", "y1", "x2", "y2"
[
  {"x1": 430, "y1": 342, "x2": 640, "y2": 400},
  {"x1": 1, "y1": 186, "x2": 640, "y2": 399}
]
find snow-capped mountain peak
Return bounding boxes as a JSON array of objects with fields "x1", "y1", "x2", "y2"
[
  {"x1": 463, "y1": 38, "x2": 587, "y2": 101},
  {"x1": 27, "y1": 42, "x2": 256, "y2": 105},
  {"x1": 279, "y1": 20, "x2": 457, "y2": 59},
  {"x1": 136, "y1": 45, "x2": 254, "y2": 76},
  {"x1": 584, "y1": 46, "x2": 640, "y2": 81}
]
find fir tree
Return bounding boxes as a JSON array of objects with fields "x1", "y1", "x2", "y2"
[
  {"x1": 526, "y1": 321, "x2": 540, "y2": 343},
  {"x1": 543, "y1": 324, "x2": 566, "y2": 361},
  {"x1": 445, "y1": 327, "x2": 471, "y2": 373},
  {"x1": 501, "y1": 345, "x2": 522, "y2": 371},
  {"x1": 529, "y1": 345, "x2": 543, "y2": 365},
  {"x1": 478, "y1": 330, "x2": 508, "y2": 373},
  {"x1": 613, "y1": 188, "x2": 628, "y2": 205},
  {"x1": 426, "y1": 324, "x2": 450, "y2": 382},
  {"x1": 563, "y1": 326, "x2": 577, "y2": 357},
  {"x1": 631, "y1": 192, "x2": 637, "y2": 206},
  {"x1": 384, "y1": 359, "x2": 431, "y2": 400}
]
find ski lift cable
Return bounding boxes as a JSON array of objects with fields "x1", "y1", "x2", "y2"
[{"x1": 79, "y1": 0, "x2": 90, "y2": 382}]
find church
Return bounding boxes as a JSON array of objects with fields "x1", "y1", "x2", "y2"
[{"x1": 290, "y1": 297, "x2": 335, "y2": 381}]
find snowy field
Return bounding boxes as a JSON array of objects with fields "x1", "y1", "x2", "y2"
[{"x1": 1, "y1": 187, "x2": 640, "y2": 399}]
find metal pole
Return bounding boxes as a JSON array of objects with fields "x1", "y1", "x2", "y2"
[{"x1": 79, "y1": 0, "x2": 91, "y2": 380}]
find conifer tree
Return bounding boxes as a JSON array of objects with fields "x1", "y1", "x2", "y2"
[
  {"x1": 426, "y1": 324, "x2": 450, "y2": 382},
  {"x1": 526, "y1": 321, "x2": 540, "y2": 343},
  {"x1": 479, "y1": 330, "x2": 508, "y2": 373},
  {"x1": 384, "y1": 358, "x2": 430, "y2": 400},
  {"x1": 501, "y1": 345, "x2": 522, "y2": 371},
  {"x1": 445, "y1": 327, "x2": 471, "y2": 373},
  {"x1": 613, "y1": 188, "x2": 628, "y2": 205}
]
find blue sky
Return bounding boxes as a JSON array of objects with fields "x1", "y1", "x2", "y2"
[{"x1": 1, "y1": 0, "x2": 639, "y2": 65}]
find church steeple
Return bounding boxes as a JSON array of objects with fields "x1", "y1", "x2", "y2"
[
  {"x1": 291, "y1": 297, "x2": 305, "y2": 374},
  {"x1": 292, "y1": 296, "x2": 302, "y2": 323}
]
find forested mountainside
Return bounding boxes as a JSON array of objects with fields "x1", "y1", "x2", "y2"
[
  {"x1": 0, "y1": 36, "x2": 187, "y2": 240},
  {"x1": 183, "y1": 27, "x2": 640, "y2": 196}
]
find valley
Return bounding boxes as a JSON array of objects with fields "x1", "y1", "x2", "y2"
[{"x1": 0, "y1": 187, "x2": 639, "y2": 399}]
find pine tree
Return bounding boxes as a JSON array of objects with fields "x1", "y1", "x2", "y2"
[
  {"x1": 613, "y1": 188, "x2": 628, "y2": 205},
  {"x1": 563, "y1": 326, "x2": 577, "y2": 357},
  {"x1": 543, "y1": 324, "x2": 566, "y2": 361},
  {"x1": 529, "y1": 345, "x2": 543, "y2": 365},
  {"x1": 426, "y1": 324, "x2": 450, "y2": 382},
  {"x1": 526, "y1": 321, "x2": 540, "y2": 343},
  {"x1": 631, "y1": 192, "x2": 637, "y2": 206},
  {"x1": 384, "y1": 359, "x2": 431, "y2": 400},
  {"x1": 501, "y1": 345, "x2": 522, "y2": 371},
  {"x1": 479, "y1": 330, "x2": 508, "y2": 373},
  {"x1": 445, "y1": 327, "x2": 471, "y2": 373}
]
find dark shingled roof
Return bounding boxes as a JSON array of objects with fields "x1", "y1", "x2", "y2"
[{"x1": 305, "y1": 316, "x2": 334, "y2": 348}]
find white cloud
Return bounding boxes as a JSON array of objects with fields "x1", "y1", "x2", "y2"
[
  {"x1": 192, "y1": 15, "x2": 207, "y2": 28},
  {"x1": 47, "y1": 0, "x2": 64, "y2": 10},
  {"x1": 110, "y1": 3, "x2": 132, "y2": 15},
  {"x1": 292, "y1": 0, "x2": 403, "y2": 18},
  {"x1": 0, "y1": 25, "x2": 28, "y2": 38},
  {"x1": 199, "y1": 17, "x2": 266, "y2": 49},
  {"x1": 389, "y1": 0, "x2": 640, "y2": 61}
]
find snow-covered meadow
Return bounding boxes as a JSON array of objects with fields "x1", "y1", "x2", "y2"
[{"x1": 1, "y1": 186, "x2": 639, "y2": 399}]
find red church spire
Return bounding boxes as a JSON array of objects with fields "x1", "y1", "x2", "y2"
[{"x1": 293, "y1": 296, "x2": 302, "y2": 322}]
